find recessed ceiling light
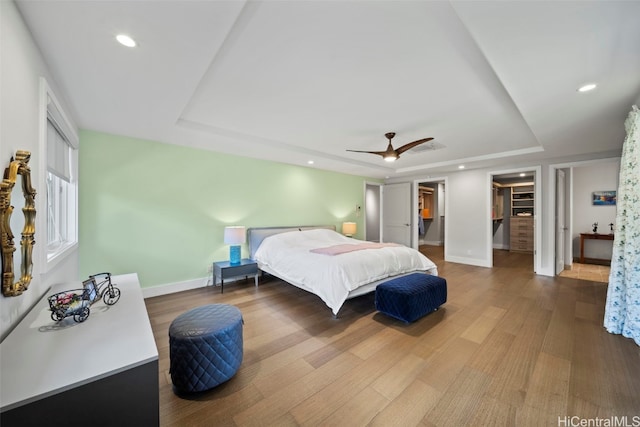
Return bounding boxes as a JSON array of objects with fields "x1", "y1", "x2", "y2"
[
  {"x1": 458, "y1": 165, "x2": 465, "y2": 169},
  {"x1": 307, "y1": 160, "x2": 314, "y2": 165},
  {"x1": 578, "y1": 83, "x2": 597, "y2": 93},
  {"x1": 116, "y1": 34, "x2": 136, "y2": 47}
]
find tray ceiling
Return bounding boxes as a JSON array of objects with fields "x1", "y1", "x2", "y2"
[{"x1": 15, "y1": 0, "x2": 640, "y2": 178}]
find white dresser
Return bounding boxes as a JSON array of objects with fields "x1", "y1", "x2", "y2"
[{"x1": 0, "y1": 273, "x2": 159, "y2": 426}]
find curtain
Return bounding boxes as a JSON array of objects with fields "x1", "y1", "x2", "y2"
[{"x1": 604, "y1": 105, "x2": 640, "y2": 345}]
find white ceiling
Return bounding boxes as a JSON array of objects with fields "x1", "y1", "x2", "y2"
[{"x1": 16, "y1": 0, "x2": 640, "y2": 179}]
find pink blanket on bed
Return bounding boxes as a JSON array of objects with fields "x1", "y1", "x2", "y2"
[{"x1": 310, "y1": 242, "x2": 400, "y2": 256}]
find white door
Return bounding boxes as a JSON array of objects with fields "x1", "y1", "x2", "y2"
[
  {"x1": 556, "y1": 169, "x2": 566, "y2": 274},
  {"x1": 383, "y1": 183, "x2": 412, "y2": 246}
]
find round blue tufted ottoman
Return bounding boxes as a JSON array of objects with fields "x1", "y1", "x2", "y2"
[{"x1": 169, "y1": 304, "x2": 243, "y2": 393}]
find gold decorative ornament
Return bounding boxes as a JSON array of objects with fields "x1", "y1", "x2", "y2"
[{"x1": 1, "y1": 151, "x2": 36, "y2": 296}]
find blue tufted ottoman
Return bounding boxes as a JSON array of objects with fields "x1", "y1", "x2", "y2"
[
  {"x1": 169, "y1": 304, "x2": 243, "y2": 393},
  {"x1": 375, "y1": 273, "x2": 447, "y2": 323}
]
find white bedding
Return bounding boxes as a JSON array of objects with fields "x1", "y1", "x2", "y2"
[{"x1": 254, "y1": 228, "x2": 438, "y2": 315}]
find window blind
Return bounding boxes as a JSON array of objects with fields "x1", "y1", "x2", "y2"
[{"x1": 47, "y1": 117, "x2": 71, "y2": 182}]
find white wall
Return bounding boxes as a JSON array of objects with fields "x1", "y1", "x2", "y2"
[
  {"x1": 571, "y1": 160, "x2": 620, "y2": 260},
  {"x1": 445, "y1": 169, "x2": 491, "y2": 267},
  {"x1": 365, "y1": 183, "x2": 380, "y2": 242},
  {"x1": 1, "y1": 0, "x2": 79, "y2": 341}
]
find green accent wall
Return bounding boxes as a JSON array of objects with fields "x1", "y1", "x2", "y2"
[{"x1": 79, "y1": 130, "x2": 378, "y2": 288}]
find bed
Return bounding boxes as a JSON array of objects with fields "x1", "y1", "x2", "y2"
[{"x1": 248, "y1": 226, "x2": 438, "y2": 315}]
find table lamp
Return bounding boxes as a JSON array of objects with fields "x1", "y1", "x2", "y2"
[
  {"x1": 224, "y1": 226, "x2": 246, "y2": 265},
  {"x1": 342, "y1": 222, "x2": 356, "y2": 237}
]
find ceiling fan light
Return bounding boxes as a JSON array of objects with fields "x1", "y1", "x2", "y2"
[
  {"x1": 384, "y1": 155, "x2": 397, "y2": 162},
  {"x1": 578, "y1": 83, "x2": 597, "y2": 92},
  {"x1": 116, "y1": 34, "x2": 136, "y2": 47}
]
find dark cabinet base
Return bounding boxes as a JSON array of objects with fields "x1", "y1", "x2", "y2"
[{"x1": 1, "y1": 360, "x2": 159, "y2": 427}]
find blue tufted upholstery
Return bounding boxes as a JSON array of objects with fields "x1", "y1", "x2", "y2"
[
  {"x1": 169, "y1": 304, "x2": 243, "y2": 393},
  {"x1": 375, "y1": 273, "x2": 447, "y2": 323}
]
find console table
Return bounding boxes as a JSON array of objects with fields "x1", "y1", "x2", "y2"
[
  {"x1": 579, "y1": 233, "x2": 614, "y2": 265},
  {"x1": 0, "y1": 273, "x2": 159, "y2": 427}
]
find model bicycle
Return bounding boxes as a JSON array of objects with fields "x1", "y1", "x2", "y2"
[{"x1": 48, "y1": 272, "x2": 121, "y2": 323}]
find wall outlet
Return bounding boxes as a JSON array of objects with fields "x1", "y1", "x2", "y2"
[{"x1": 207, "y1": 264, "x2": 213, "y2": 273}]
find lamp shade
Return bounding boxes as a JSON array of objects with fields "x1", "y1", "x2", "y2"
[
  {"x1": 224, "y1": 226, "x2": 246, "y2": 245},
  {"x1": 342, "y1": 222, "x2": 357, "y2": 237}
]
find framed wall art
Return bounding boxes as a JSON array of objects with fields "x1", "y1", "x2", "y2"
[{"x1": 592, "y1": 191, "x2": 616, "y2": 206}]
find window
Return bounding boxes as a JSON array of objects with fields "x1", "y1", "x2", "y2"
[{"x1": 41, "y1": 78, "x2": 78, "y2": 267}]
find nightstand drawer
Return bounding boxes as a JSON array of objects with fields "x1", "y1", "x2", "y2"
[
  {"x1": 217, "y1": 263, "x2": 257, "y2": 279},
  {"x1": 213, "y1": 259, "x2": 259, "y2": 293}
]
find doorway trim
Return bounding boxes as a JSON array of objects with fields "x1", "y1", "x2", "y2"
[
  {"x1": 555, "y1": 169, "x2": 567, "y2": 274},
  {"x1": 547, "y1": 157, "x2": 619, "y2": 275},
  {"x1": 487, "y1": 166, "x2": 542, "y2": 273},
  {"x1": 412, "y1": 176, "x2": 448, "y2": 251}
]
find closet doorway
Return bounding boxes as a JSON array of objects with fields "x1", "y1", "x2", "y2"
[
  {"x1": 490, "y1": 170, "x2": 537, "y2": 270},
  {"x1": 416, "y1": 179, "x2": 446, "y2": 253}
]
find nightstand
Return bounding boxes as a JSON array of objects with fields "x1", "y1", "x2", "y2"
[{"x1": 212, "y1": 259, "x2": 259, "y2": 293}]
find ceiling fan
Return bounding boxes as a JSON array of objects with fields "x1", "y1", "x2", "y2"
[{"x1": 347, "y1": 132, "x2": 434, "y2": 162}]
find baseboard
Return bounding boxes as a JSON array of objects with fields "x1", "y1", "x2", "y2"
[
  {"x1": 536, "y1": 266, "x2": 554, "y2": 277},
  {"x1": 572, "y1": 257, "x2": 611, "y2": 266},
  {"x1": 423, "y1": 240, "x2": 443, "y2": 246},
  {"x1": 141, "y1": 275, "x2": 253, "y2": 298},
  {"x1": 492, "y1": 244, "x2": 509, "y2": 250},
  {"x1": 142, "y1": 277, "x2": 209, "y2": 299},
  {"x1": 445, "y1": 255, "x2": 491, "y2": 268}
]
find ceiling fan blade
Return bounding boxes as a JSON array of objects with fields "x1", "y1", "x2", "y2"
[
  {"x1": 395, "y1": 137, "x2": 434, "y2": 155},
  {"x1": 346, "y1": 149, "x2": 388, "y2": 157},
  {"x1": 346, "y1": 133, "x2": 433, "y2": 160}
]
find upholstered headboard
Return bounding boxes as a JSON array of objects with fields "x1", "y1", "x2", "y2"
[{"x1": 247, "y1": 225, "x2": 336, "y2": 259}]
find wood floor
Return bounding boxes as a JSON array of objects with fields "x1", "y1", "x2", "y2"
[{"x1": 145, "y1": 247, "x2": 640, "y2": 426}]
